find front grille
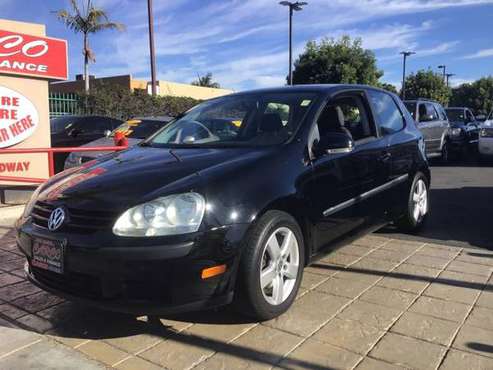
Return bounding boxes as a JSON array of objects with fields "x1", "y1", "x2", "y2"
[
  {"x1": 31, "y1": 266, "x2": 102, "y2": 299},
  {"x1": 31, "y1": 201, "x2": 117, "y2": 234}
]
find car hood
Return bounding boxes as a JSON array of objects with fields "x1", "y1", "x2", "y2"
[
  {"x1": 450, "y1": 121, "x2": 467, "y2": 128},
  {"x1": 39, "y1": 146, "x2": 269, "y2": 209}
]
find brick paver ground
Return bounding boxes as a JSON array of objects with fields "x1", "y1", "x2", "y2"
[{"x1": 1, "y1": 225, "x2": 493, "y2": 370}]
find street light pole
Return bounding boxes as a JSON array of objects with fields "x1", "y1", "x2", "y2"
[
  {"x1": 446, "y1": 73, "x2": 455, "y2": 88},
  {"x1": 438, "y1": 65, "x2": 446, "y2": 83},
  {"x1": 147, "y1": 0, "x2": 157, "y2": 96},
  {"x1": 280, "y1": 1, "x2": 307, "y2": 86},
  {"x1": 400, "y1": 51, "x2": 415, "y2": 100}
]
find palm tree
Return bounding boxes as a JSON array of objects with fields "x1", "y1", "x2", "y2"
[
  {"x1": 55, "y1": 0, "x2": 125, "y2": 92},
  {"x1": 191, "y1": 73, "x2": 221, "y2": 88}
]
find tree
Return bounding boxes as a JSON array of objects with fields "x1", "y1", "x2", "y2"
[
  {"x1": 55, "y1": 0, "x2": 125, "y2": 92},
  {"x1": 404, "y1": 70, "x2": 450, "y2": 106},
  {"x1": 191, "y1": 73, "x2": 220, "y2": 88},
  {"x1": 292, "y1": 36, "x2": 383, "y2": 86},
  {"x1": 450, "y1": 77, "x2": 493, "y2": 115},
  {"x1": 378, "y1": 82, "x2": 398, "y2": 94}
]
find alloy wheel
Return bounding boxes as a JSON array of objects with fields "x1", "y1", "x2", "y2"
[
  {"x1": 260, "y1": 227, "x2": 300, "y2": 305},
  {"x1": 412, "y1": 179, "x2": 428, "y2": 222}
]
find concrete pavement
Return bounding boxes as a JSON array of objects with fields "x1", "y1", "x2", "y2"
[{"x1": 1, "y1": 221, "x2": 493, "y2": 369}]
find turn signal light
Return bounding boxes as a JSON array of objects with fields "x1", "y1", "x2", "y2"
[{"x1": 201, "y1": 264, "x2": 227, "y2": 279}]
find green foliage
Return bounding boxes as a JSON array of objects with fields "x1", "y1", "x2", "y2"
[
  {"x1": 404, "y1": 70, "x2": 450, "y2": 105},
  {"x1": 191, "y1": 73, "x2": 221, "y2": 88},
  {"x1": 450, "y1": 77, "x2": 493, "y2": 115},
  {"x1": 292, "y1": 36, "x2": 383, "y2": 86},
  {"x1": 78, "y1": 85, "x2": 200, "y2": 120},
  {"x1": 378, "y1": 83, "x2": 398, "y2": 94}
]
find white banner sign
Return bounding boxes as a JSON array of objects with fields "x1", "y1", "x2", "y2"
[{"x1": 0, "y1": 85, "x2": 39, "y2": 148}]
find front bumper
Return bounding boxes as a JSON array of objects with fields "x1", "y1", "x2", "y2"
[
  {"x1": 16, "y1": 218, "x2": 249, "y2": 315},
  {"x1": 479, "y1": 137, "x2": 493, "y2": 156}
]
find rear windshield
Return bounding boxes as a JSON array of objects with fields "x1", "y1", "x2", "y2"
[
  {"x1": 404, "y1": 102, "x2": 416, "y2": 119},
  {"x1": 445, "y1": 109, "x2": 465, "y2": 122},
  {"x1": 111, "y1": 119, "x2": 169, "y2": 139}
]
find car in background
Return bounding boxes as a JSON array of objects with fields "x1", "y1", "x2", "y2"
[
  {"x1": 444, "y1": 107, "x2": 481, "y2": 158},
  {"x1": 51, "y1": 115, "x2": 124, "y2": 173},
  {"x1": 404, "y1": 99, "x2": 450, "y2": 161},
  {"x1": 478, "y1": 111, "x2": 493, "y2": 160},
  {"x1": 64, "y1": 116, "x2": 173, "y2": 169}
]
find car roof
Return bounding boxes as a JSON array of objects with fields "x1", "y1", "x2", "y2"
[
  {"x1": 133, "y1": 116, "x2": 174, "y2": 122},
  {"x1": 404, "y1": 99, "x2": 440, "y2": 104},
  {"x1": 446, "y1": 107, "x2": 468, "y2": 110},
  {"x1": 222, "y1": 84, "x2": 391, "y2": 97}
]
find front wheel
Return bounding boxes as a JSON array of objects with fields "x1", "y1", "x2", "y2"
[
  {"x1": 395, "y1": 172, "x2": 429, "y2": 232},
  {"x1": 235, "y1": 210, "x2": 304, "y2": 320}
]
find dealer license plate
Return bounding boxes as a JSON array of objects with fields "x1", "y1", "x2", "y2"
[{"x1": 31, "y1": 238, "x2": 65, "y2": 274}]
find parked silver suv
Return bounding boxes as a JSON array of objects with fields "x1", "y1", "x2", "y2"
[{"x1": 404, "y1": 99, "x2": 450, "y2": 161}]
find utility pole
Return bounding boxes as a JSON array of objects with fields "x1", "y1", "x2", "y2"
[
  {"x1": 279, "y1": 1, "x2": 307, "y2": 85},
  {"x1": 438, "y1": 65, "x2": 446, "y2": 83},
  {"x1": 147, "y1": 0, "x2": 157, "y2": 96},
  {"x1": 400, "y1": 51, "x2": 415, "y2": 100}
]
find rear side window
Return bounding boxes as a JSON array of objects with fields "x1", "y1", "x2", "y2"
[
  {"x1": 368, "y1": 90, "x2": 404, "y2": 135},
  {"x1": 425, "y1": 103, "x2": 439, "y2": 121}
]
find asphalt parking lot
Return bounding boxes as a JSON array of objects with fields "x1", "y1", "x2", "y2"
[
  {"x1": 0, "y1": 162, "x2": 492, "y2": 370},
  {"x1": 381, "y1": 160, "x2": 493, "y2": 250}
]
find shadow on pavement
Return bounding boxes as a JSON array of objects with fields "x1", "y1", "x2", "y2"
[
  {"x1": 379, "y1": 186, "x2": 493, "y2": 250},
  {"x1": 467, "y1": 342, "x2": 493, "y2": 354},
  {"x1": 310, "y1": 263, "x2": 492, "y2": 292}
]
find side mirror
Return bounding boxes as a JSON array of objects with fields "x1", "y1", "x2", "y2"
[
  {"x1": 313, "y1": 132, "x2": 354, "y2": 157},
  {"x1": 104, "y1": 130, "x2": 112, "y2": 137}
]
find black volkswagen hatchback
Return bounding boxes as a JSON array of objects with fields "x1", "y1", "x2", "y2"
[{"x1": 16, "y1": 85, "x2": 430, "y2": 320}]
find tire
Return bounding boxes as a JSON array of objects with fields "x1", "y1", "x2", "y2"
[
  {"x1": 441, "y1": 142, "x2": 449, "y2": 163},
  {"x1": 235, "y1": 210, "x2": 305, "y2": 321},
  {"x1": 395, "y1": 172, "x2": 430, "y2": 232}
]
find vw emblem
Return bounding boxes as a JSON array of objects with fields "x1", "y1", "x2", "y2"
[{"x1": 48, "y1": 208, "x2": 66, "y2": 231}]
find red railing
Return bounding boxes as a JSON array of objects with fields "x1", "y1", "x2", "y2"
[{"x1": 0, "y1": 145, "x2": 127, "y2": 184}]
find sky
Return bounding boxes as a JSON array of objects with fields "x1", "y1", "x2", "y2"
[{"x1": 3, "y1": 0, "x2": 493, "y2": 91}]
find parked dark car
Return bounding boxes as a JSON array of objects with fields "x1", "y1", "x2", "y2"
[
  {"x1": 404, "y1": 99, "x2": 450, "y2": 161},
  {"x1": 444, "y1": 107, "x2": 481, "y2": 157},
  {"x1": 17, "y1": 85, "x2": 430, "y2": 320},
  {"x1": 51, "y1": 115, "x2": 123, "y2": 172},
  {"x1": 64, "y1": 116, "x2": 173, "y2": 169}
]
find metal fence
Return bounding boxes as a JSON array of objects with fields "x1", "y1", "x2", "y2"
[{"x1": 49, "y1": 92, "x2": 82, "y2": 118}]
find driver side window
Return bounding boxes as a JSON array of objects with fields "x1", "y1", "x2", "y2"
[{"x1": 316, "y1": 94, "x2": 375, "y2": 143}]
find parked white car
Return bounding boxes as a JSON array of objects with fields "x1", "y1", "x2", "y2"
[{"x1": 478, "y1": 112, "x2": 493, "y2": 159}]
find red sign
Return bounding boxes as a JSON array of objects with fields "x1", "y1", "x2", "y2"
[{"x1": 0, "y1": 29, "x2": 68, "y2": 80}]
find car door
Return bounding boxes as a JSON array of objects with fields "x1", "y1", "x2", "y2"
[
  {"x1": 417, "y1": 102, "x2": 440, "y2": 154},
  {"x1": 433, "y1": 103, "x2": 449, "y2": 150},
  {"x1": 308, "y1": 90, "x2": 390, "y2": 253},
  {"x1": 465, "y1": 109, "x2": 480, "y2": 143},
  {"x1": 368, "y1": 90, "x2": 414, "y2": 219}
]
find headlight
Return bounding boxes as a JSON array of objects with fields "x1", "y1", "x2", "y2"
[
  {"x1": 113, "y1": 192, "x2": 205, "y2": 237},
  {"x1": 481, "y1": 129, "x2": 487, "y2": 137},
  {"x1": 450, "y1": 128, "x2": 462, "y2": 136},
  {"x1": 22, "y1": 185, "x2": 42, "y2": 218}
]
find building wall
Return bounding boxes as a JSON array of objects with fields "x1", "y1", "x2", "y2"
[
  {"x1": 50, "y1": 75, "x2": 133, "y2": 93},
  {"x1": 50, "y1": 75, "x2": 234, "y2": 100},
  {"x1": 157, "y1": 80, "x2": 233, "y2": 100}
]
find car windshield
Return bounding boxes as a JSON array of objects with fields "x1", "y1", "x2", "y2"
[
  {"x1": 111, "y1": 119, "x2": 169, "y2": 139},
  {"x1": 404, "y1": 102, "x2": 416, "y2": 119},
  {"x1": 146, "y1": 92, "x2": 317, "y2": 147},
  {"x1": 50, "y1": 116, "x2": 80, "y2": 134},
  {"x1": 445, "y1": 109, "x2": 465, "y2": 122}
]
